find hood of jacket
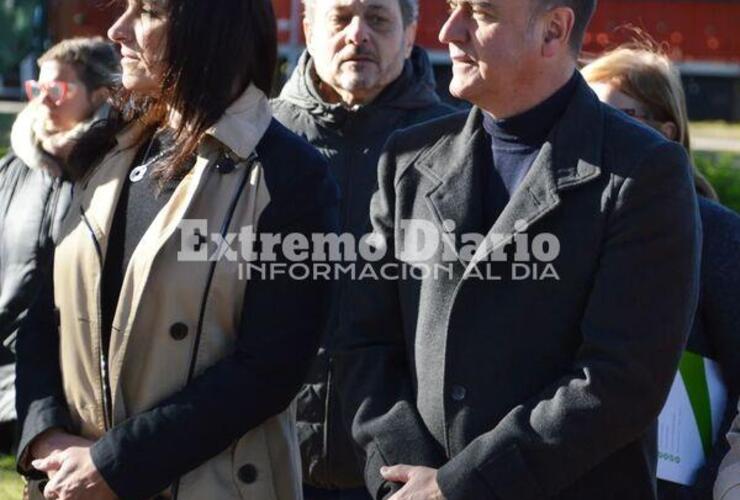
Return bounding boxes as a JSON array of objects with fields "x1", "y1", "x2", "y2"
[
  {"x1": 10, "y1": 100, "x2": 111, "y2": 178},
  {"x1": 278, "y1": 45, "x2": 442, "y2": 127}
]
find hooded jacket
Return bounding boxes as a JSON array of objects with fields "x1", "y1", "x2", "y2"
[
  {"x1": 272, "y1": 46, "x2": 455, "y2": 489},
  {"x1": 0, "y1": 101, "x2": 109, "y2": 349}
]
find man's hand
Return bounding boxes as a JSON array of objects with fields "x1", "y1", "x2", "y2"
[
  {"x1": 381, "y1": 465, "x2": 446, "y2": 500},
  {"x1": 32, "y1": 445, "x2": 116, "y2": 500}
]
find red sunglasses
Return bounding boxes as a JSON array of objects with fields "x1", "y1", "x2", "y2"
[{"x1": 24, "y1": 80, "x2": 78, "y2": 105}]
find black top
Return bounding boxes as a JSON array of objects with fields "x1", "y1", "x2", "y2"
[
  {"x1": 101, "y1": 132, "x2": 176, "y2": 355},
  {"x1": 481, "y1": 71, "x2": 579, "y2": 226}
]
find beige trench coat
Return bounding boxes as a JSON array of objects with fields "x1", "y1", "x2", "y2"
[{"x1": 52, "y1": 85, "x2": 302, "y2": 500}]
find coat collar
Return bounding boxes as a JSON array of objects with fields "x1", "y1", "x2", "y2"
[
  {"x1": 418, "y1": 73, "x2": 604, "y2": 269},
  {"x1": 10, "y1": 101, "x2": 111, "y2": 178},
  {"x1": 80, "y1": 83, "x2": 272, "y2": 241},
  {"x1": 206, "y1": 83, "x2": 272, "y2": 160}
]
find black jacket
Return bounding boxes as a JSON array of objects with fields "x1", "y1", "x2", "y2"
[
  {"x1": 0, "y1": 101, "x2": 110, "y2": 352},
  {"x1": 0, "y1": 120, "x2": 72, "y2": 353},
  {"x1": 659, "y1": 197, "x2": 740, "y2": 500},
  {"x1": 336, "y1": 75, "x2": 702, "y2": 500},
  {"x1": 272, "y1": 47, "x2": 454, "y2": 489}
]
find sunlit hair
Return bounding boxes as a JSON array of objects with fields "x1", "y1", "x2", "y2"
[
  {"x1": 582, "y1": 35, "x2": 719, "y2": 200},
  {"x1": 38, "y1": 36, "x2": 120, "y2": 94},
  {"x1": 71, "y1": 0, "x2": 278, "y2": 187}
]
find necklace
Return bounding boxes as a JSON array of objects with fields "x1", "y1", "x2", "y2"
[{"x1": 129, "y1": 135, "x2": 157, "y2": 183}]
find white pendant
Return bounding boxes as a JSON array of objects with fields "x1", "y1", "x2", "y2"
[{"x1": 129, "y1": 165, "x2": 148, "y2": 182}]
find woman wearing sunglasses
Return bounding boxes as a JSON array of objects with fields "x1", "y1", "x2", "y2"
[
  {"x1": 15, "y1": 0, "x2": 339, "y2": 499},
  {"x1": 583, "y1": 43, "x2": 740, "y2": 500},
  {"x1": 0, "y1": 37, "x2": 119, "y2": 348}
]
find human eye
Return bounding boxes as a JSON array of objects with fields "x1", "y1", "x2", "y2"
[
  {"x1": 367, "y1": 12, "x2": 391, "y2": 28},
  {"x1": 470, "y1": 3, "x2": 498, "y2": 22},
  {"x1": 472, "y1": 10, "x2": 493, "y2": 21},
  {"x1": 139, "y1": 1, "x2": 164, "y2": 18},
  {"x1": 328, "y1": 10, "x2": 352, "y2": 28}
]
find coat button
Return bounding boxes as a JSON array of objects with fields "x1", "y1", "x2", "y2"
[
  {"x1": 450, "y1": 385, "x2": 467, "y2": 402},
  {"x1": 216, "y1": 157, "x2": 236, "y2": 174},
  {"x1": 170, "y1": 322, "x2": 189, "y2": 340},
  {"x1": 237, "y1": 463, "x2": 258, "y2": 484}
]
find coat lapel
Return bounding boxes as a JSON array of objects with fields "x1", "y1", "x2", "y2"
[
  {"x1": 421, "y1": 109, "x2": 487, "y2": 264},
  {"x1": 79, "y1": 122, "x2": 147, "y2": 263},
  {"x1": 459, "y1": 76, "x2": 605, "y2": 276},
  {"x1": 465, "y1": 141, "x2": 560, "y2": 274}
]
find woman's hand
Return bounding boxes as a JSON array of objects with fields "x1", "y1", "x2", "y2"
[
  {"x1": 30, "y1": 429, "x2": 94, "y2": 464},
  {"x1": 32, "y1": 445, "x2": 116, "y2": 500}
]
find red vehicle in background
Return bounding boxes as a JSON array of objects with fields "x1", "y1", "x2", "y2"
[{"x1": 45, "y1": 0, "x2": 740, "y2": 120}]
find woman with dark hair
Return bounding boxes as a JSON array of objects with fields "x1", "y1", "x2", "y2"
[{"x1": 15, "y1": 1, "x2": 339, "y2": 499}]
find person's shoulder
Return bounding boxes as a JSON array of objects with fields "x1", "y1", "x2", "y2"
[
  {"x1": 699, "y1": 196, "x2": 740, "y2": 241},
  {"x1": 376, "y1": 109, "x2": 471, "y2": 187},
  {"x1": 388, "y1": 109, "x2": 470, "y2": 157},
  {"x1": 258, "y1": 118, "x2": 324, "y2": 164},
  {"x1": 255, "y1": 119, "x2": 338, "y2": 209},
  {"x1": 403, "y1": 101, "x2": 461, "y2": 128},
  {"x1": 0, "y1": 150, "x2": 20, "y2": 170},
  {"x1": 0, "y1": 150, "x2": 30, "y2": 181},
  {"x1": 270, "y1": 97, "x2": 303, "y2": 122},
  {"x1": 600, "y1": 103, "x2": 684, "y2": 176}
]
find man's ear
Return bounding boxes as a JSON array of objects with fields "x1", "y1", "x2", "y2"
[
  {"x1": 541, "y1": 7, "x2": 575, "y2": 58},
  {"x1": 659, "y1": 121, "x2": 679, "y2": 141},
  {"x1": 403, "y1": 21, "x2": 418, "y2": 59}
]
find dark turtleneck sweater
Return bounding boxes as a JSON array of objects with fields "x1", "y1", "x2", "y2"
[{"x1": 481, "y1": 71, "x2": 579, "y2": 227}]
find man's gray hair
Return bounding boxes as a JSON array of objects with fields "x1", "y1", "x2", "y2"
[{"x1": 303, "y1": 0, "x2": 419, "y2": 27}]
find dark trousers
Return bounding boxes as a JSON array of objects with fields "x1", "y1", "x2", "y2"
[
  {"x1": 658, "y1": 479, "x2": 711, "y2": 500},
  {"x1": 303, "y1": 485, "x2": 372, "y2": 500}
]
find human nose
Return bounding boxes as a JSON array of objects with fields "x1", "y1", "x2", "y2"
[
  {"x1": 40, "y1": 88, "x2": 56, "y2": 107},
  {"x1": 344, "y1": 16, "x2": 370, "y2": 46},
  {"x1": 439, "y1": 5, "x2": 468, "y2": 45},
  {"x1": 108, "y1": 7, "x2": 133, "y2": 45}
]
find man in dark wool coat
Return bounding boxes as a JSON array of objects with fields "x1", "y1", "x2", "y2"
[{"x1": 336, "y1": 0, "x2": 703, "y2": 499}]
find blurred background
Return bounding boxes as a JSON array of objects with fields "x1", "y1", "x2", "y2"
[{"x1": 0, "y1": 0, "x2": 737, "y2": 496}]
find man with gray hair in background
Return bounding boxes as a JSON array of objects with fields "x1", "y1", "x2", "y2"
[{"x1": 272, "y1": 1, "x2": 453, "y2": 499}]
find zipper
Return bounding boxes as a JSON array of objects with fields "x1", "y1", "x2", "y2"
[
  {"x1": 80, "y1": 208, "x2": 113, "y2": 431},
  {"x1": 43, "y1": 178, "x2": 63, "y2": 243},
  {"x1": 172, "y1": 153, "x2": 256, "y2": 499}
]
